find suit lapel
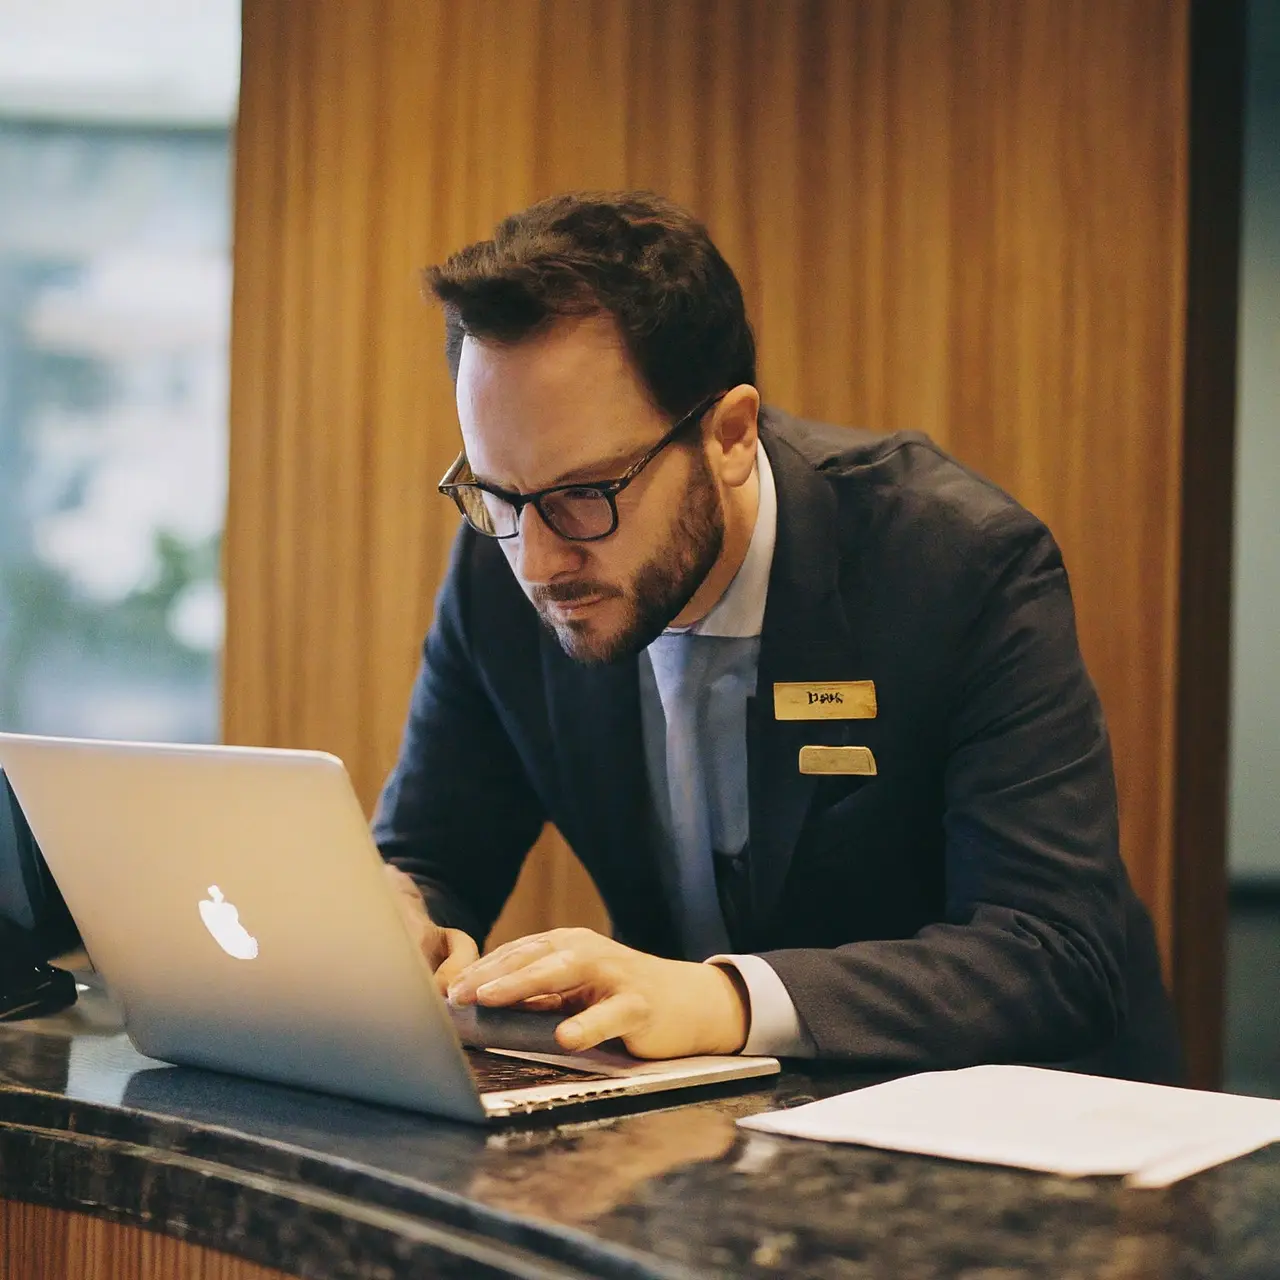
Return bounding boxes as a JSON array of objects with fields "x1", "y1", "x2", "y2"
[
  {"x1": 747, "y1": 427, "x2": 861, "y2": 931},
  {"x1": 541, "y1": 638, "x2": 679, "y2": 955}
]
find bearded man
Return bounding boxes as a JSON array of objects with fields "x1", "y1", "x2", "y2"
[{"x1": 374, "y1": 191, "x2": 1181, "y2": 1082}]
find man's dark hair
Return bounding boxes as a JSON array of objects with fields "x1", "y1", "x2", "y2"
[{"x1": 424, "y1": 191, "x2": 756, "y2": 419}]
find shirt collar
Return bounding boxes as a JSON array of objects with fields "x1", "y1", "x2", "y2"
[{"x1": 662, "y1": 441, "x2": 777, "y2": 640}]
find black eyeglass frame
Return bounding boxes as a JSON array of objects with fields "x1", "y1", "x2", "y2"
[{"x1": 437, "y1": 391, "x2": 726, "y2": 542}]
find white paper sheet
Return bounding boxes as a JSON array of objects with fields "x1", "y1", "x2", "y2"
[{"x1": 738, "y1": 1065, "x2": 1280, "y2": 1186}]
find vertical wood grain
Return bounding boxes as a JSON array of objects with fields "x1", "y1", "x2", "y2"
[
  {"x1": 226, "y1": 2, "x2": 1205, "y2": 1007},
  {"x1": 1, "y1": 1198, "x2": 291, "y2": 1280}
]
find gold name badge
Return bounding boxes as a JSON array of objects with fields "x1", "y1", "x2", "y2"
[
  {"x1": 798, "y1": 745, "x2": 878, "y2": 776},
  {"x1": 773, "y1": 680, "x2": 877, "y2": 721}
]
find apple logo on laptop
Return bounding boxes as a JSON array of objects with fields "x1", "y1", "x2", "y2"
[{"x1": 198, "y1": 885, "x2": 259, "y2": 960}]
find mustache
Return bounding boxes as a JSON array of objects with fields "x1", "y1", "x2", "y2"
[{"x1": 531, "y1": 581, "x2": 621, "y2": 607}]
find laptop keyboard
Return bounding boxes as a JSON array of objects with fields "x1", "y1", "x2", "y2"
[{"x1": 465, "y1": 1047, "x2": 613, "y2": 1092}]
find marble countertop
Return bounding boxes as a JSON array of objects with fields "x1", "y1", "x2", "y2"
[{"x1": 0, "y1": 986, "x2": 1277, "y2": 1280}]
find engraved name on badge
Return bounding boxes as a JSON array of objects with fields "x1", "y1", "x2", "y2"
[{"x1": 773, "y1": 681, "x2": 877, "y2": 721}]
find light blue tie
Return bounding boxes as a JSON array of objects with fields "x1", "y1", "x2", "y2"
[{"x1": 645, "y1": 633, "x2": 758, "y2": 959}]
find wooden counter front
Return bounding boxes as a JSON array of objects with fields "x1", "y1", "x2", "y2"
[{"x1": 1, "y1": 1199, "x2": 291, "y2": 1280}]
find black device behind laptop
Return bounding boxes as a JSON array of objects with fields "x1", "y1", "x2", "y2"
[{"x1": 0, "y1": 768, "x2": 79, "y2": 1020}]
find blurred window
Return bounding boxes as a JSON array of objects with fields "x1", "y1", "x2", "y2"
[{"x1": 0, "y1": 3, "x2": 239, "y2": 741}]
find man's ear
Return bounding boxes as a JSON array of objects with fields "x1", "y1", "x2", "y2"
[{"x1": 709, "y1": 384, "x2": 761, "y2": 488}]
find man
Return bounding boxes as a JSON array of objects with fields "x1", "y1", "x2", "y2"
[{"x1": 375, "y1": 191, "x2": 1181, "y2": 1080}]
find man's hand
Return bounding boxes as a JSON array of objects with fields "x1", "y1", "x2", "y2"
[
  {"x1": 382, "y1": 865, "x2": 479, "y2": 993},
  {"x1": 445, "y1": 928, "x2": 750, "y2": 1059}
]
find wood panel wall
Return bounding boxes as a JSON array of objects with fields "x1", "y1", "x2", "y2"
[
  {"x1": 226, "y1": 1, "x2": 1208, "y2": 1042},
  {"x1": 1, "y1": 1198, "x2": 291, "y2": 1280}
]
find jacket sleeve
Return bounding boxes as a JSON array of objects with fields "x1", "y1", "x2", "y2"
[
  {"x1": 372, "y1": 528, "x2": 546, "y2": 945},
  {"x1": 761, "y1": 517, "x2": 1128, "y2": 1067}
]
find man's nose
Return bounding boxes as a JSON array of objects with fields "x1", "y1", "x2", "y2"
[{"x1": 512, "y1": 502, "x2": 585, "y2": 583}]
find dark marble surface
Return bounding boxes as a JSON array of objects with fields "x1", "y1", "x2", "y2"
[{"x1": 1, "y1": 986, "x2": 1278, "y2": 1280}]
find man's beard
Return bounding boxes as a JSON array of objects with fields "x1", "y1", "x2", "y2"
[{"x1": 532, "y1": 448, "x2": 725, "y2": 665}]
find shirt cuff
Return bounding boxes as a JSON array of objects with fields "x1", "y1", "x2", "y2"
[{"x1": 707, "y1": 953, "x2": 817, "y2": 1058}]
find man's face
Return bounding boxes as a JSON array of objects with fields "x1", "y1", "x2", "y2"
[{"x1": 456, "y1": 316, "x2": 724, "y2": 663}]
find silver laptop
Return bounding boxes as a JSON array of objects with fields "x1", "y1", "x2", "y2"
[{"x1": 0, "y1": 732, "x2": 777, "y2": 1121}]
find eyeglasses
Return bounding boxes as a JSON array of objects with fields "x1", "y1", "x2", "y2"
[{"x1": 438, "y1": 391, "x2": 725, "y2": 542}]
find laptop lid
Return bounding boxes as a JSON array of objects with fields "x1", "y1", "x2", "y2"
[
  {"x1": 0, "y1": 732, "x2": 490, "y2": 1121},
  {"x1": 0, "y1": 733, "x2": 778, "y2": 1120}
]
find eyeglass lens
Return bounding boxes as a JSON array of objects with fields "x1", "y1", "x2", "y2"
[{"x1": 464, "y1": 486, "x2": 615, "y2": 540}]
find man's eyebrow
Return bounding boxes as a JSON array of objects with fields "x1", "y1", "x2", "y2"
[
  {"x1": 545, "y1": 448, "x2": 640, "y2": 486},
  {"x1": 473, "y1": 444, "x2": 644, "y2": 491}
]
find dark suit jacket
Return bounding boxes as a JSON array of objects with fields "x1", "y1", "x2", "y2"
[{"x1": 375, "y1": 413, "x2": 1183, "y2": 1083}]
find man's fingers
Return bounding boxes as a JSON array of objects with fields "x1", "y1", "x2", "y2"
[
  {"x1": 433, "y1": 929, "x2": 480, "y2": 994},
  {"x1": 518, "y1": 993, "x2": 566, "y2": 1012},
  {"x1": 469, "y1": 950, "x2": 584, "y2": 1008},
  {"x1": 447, "y1": 935, "x2": 557, "y2": 1002},
  {"x1": 452, "y1": 928, "x2": 606, "y2": 997},
  {"x1": 556, "y1": 992, "x2": 649, "y2": 1052},
  {"x1": 465, "y1": 934, "x2": 554, "y2": 976}
]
